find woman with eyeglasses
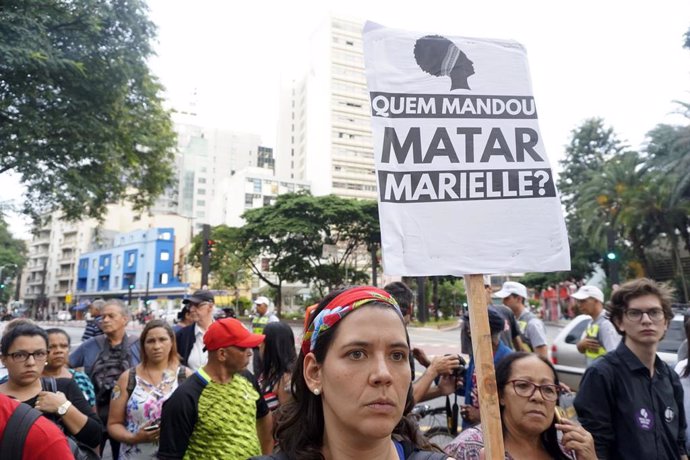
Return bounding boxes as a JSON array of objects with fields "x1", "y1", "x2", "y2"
[
  {"x1": 0, "y1": 323, "x2": 102, "y2": 449},
  {"x1": 445, "y1": 352, "x2": 596, "y2": 460}
]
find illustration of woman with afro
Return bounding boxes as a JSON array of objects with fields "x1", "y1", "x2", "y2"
[{"x1": 414, "y1": 35, "x2": 474, "y2": 90}]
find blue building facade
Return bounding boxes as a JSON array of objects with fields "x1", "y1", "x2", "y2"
[{"x1": 76, "y1": 228, "x2": 187, "y2": 301}]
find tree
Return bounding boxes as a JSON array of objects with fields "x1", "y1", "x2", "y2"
[
  {"x1": 0, "y1": 213, "x2": 26, "y2": 304},
  {"x1": 0, "y1": 0, "x2": 176, "y2": 222},
  {"x1": 556, "y1": 118, "x2": 626, "y2": 282}
]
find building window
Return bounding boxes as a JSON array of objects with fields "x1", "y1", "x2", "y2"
[
  {"x1": 197, "y1": 188, "x2": 206, "y2": 195},
  {"x1": 253, "y1": 179, "x2": 261, "y2": 193},
  {"x1": 198, "y1": 178, "x2": 207, "y2": 184},
  {"x1": 128, "y1": 253, "x2": 135, "y2": 267},
  {"x1": 115, "y1": 255, "x2": 121, "y2": 267},
  {"x1": 114, "y1": 276, "x2": 119, "y2": 286},
  {"x1": 92, "y1": 259, "x2": 97, "y2": 268},
  {"x1": 104, "y1": 257, "x2": 109, "y2": 267},
  {"x1": 196, "y1": 200, "x2": 206, "y2": 206},
  {"x1": 90, "y1": 279, "x2": 95, "y2": 290},
  {"x1": 160, "y1": 231, "x2": 171, "y2": 240},
  {"x1": 160, "y1": 251, "x2": 170, "y2": 261},
  {"x1": 160, "y1": 273, "x2": 169, "y2": 285}
]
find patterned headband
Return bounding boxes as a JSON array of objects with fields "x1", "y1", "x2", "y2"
[
  {"x1": 301, "y1": 286, "x2": 402, "y2": 355},
  {"x1": 440, "y1": 44, "x2": 460, "y2": 76}
]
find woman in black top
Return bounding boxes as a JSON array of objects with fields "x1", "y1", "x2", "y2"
[{"x1": 0, "y1": 323, "x2": 102, "y2": 449}]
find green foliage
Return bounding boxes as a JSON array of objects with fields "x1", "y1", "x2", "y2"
[
  {"x1": 0, "y1": 0, "x2": 176, "y2": 222},
  {"x1": 0, "y1": 214, "x2": 26, "y2": 303}
]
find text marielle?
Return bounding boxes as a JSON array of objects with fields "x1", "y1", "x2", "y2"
[{"x1": 370, "y1": 92, "x2": 556, "y2": 203}]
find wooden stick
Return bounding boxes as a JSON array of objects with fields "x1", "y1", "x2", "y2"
[{"x1": 466, "y1": 274, "x2": 505, "y2": 459}]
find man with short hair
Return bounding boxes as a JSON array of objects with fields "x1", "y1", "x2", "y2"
[
  {"x1": 81, "y1": 299, "x2": 106, "y2": 341},
  {"x1": 383, "y1": 281, "x2": 460, "y2": 403},
  {"x1": 69, "y1": 298, "x2": 140, "y2": 459},
  {"x1": 158, "y1": 318, "x2": 273, "y2": 459},
  {"x1": 573, "y1": 285, "x2": 620, "y2": 366},
  {"x1": 574, "y1": 278, "x2": 688, "y2": 460},
  {"x1": 176, "y1": 289, "x2": 216, "y2": 370},
  {"x1": 250, "y1": 296, "x2": 278, "y2": 372},
  {"x1": 493, "y1": 281, "x2": 548, "y2": 358},
  {"x1": 482, "y1": 276, "x2": 523, "y2": 351}
]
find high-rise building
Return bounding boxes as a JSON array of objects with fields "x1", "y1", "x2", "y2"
[
  {"x1": 277, "y1": 17, "x2": 376, "y2": 200},
  {"x1": 154, "y1": 122, "x2": 274, "y2": 232}
]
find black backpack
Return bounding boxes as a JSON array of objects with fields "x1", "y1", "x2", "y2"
[
  {"x1": 0, "y1": 402, "x2": 42, "y2": 459},
  {"x1": 89, "y1": 335, "x2": 132, "y2": 409}
]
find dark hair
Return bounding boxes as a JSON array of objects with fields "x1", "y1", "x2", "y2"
[
  {"x1": 1, "y1": 323, "x2": 49, "y2": 356},
  {"x1": 495, "y1": 352, "x2": 569, "y2": 460},
  {"x1": 606, "y1": 278, "x2": 675, "y2": 336},
  {"x1": 384, "y1": 281, "x2": 414, "y2": 317},
  {"x1": 275, "y1": 287, "x2": 436, "y2": 459},
  {"x1": 139, "y1": 320, "x2": 178, "y2": 367},
  {"x1": 45, "y1": 328, "x2": 71, "y2": 346},
  {"x1": 260, "y1": 322, "x2": 296, "y2": 393},
  {"x1": 414, "y1": 35, "x2": 458, "y2": 76}
]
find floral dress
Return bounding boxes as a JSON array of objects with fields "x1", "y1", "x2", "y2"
[{"x1": 119, "y1": 367, "x2": 183, "y2": 459}]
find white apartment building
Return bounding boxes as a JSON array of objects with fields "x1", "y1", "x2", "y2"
[
  {"x1": 212, "y1": 167, "x2": 310, "y2": 228},
  {"x1": 21, "y1": 205, "x2": 193, "y2": 317},
  {"x1": 154, "y1": 122, "x2": 274, "y2": 231},
  {"x1": 277, "y1": 17, "x2": 376, "y2": 200}
]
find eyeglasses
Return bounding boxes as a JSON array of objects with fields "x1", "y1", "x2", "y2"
[
  {"x1": 507, "y1": 379, "x2": 560, "y2": 401},
  {"x1": 624, "y1": 308, "x2": 665, "y2": 322},
  {"x1": 5, "y1": 350, "x2": 48, "y2": 363},
  {"x1": 189, "y1": 302, "x2": 209, "y2": 308}
]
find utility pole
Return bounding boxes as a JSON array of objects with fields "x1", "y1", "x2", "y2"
[
  {"x1": 201, "y1": 224, "x2": 211, "y2": 288},
  {"x1": 606, "y1": 227, "x2": 619, "y2": 285},
  {"x1": 416, "y1": 276, "x2": 427, "y2": 323}
]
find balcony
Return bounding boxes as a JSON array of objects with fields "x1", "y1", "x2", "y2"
[
  {"x1": 27, "y1": 278, "x2": 44, "y2": 286},
  {"x1": 56, "y1": 271, "x2": 73, "y2": 281}
]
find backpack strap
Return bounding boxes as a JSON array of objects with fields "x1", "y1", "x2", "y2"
[
  {"x1": 0, "y1": 402, "x2": 42, "y2": 459},
  {"x1": 177, "y1": 366, "x2": 187, "y2": 385},
  {"x1": 126, "y1": 367, "x2": 137, "y2": 397},
  {"x1": 40, "y1": 376, "x2": 58, "y2": 393}
]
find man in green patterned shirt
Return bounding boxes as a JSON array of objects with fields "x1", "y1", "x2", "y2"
[{"x1": 158, "y1": 318, "x2": 273, "y2": 459}]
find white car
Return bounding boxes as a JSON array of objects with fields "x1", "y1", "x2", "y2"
[
  {"x1": 551, "y1": 313, "x2": 685, "y2": 391},
  {"x1": 57, "y1": 310, "x2": 71, "y2": 321}
]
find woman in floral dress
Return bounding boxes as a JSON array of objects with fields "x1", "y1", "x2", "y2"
[{"x1": 107, "y1": 320, "x2": 191, "y2": 459}]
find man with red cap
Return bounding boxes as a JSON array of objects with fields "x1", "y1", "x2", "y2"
[{"x1": 158, "y1": 318, "x2": 273, "y2": 459}]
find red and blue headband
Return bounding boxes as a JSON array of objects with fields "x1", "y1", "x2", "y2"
[{"x1": 301, "y1": 286, "x2": 402, "y2": 355}]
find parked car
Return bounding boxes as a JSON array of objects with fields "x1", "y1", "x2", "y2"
[
  {"x1": 551, "y1": 313, "x2": 686, "y2": 391},
  {"x1": 56, "y1": 310, "x2": 71, "y2": 321}
]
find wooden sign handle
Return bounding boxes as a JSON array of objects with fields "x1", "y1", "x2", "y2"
[{"x1": 466, "y1": 274, "x2": 505, "y2": 459}]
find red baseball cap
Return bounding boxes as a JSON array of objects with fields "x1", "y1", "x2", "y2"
[{"x1": 203, "y1": 318, "x2": 265, "y2": 351}]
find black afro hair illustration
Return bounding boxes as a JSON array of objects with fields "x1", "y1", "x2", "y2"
[{"x1": 414, "y1": 35, "x2": 475, "y2": 90}]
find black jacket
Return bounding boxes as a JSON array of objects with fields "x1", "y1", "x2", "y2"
[{"x1": 175, "y1": 324, "x2": 196, "y2": 367}]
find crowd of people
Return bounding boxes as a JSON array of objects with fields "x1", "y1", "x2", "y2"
[{"x1": 0, "y1": 277, "x2": 688, "y2": 459}]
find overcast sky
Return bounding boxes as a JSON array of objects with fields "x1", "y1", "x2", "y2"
[{"x1": 4, "y1": 0, "x2": 690, "y2": 238}]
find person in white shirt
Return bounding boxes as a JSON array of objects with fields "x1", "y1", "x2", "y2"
[{"x1": 176, "y1": 290, "x2": 216, "y2": 370}]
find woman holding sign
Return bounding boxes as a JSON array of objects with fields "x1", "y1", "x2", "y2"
[
  {"x1": 445, "y1": 353, "x2": 595, "y2": 460},
  {"x1": 251, "y1": 286, "x2": 451, "y2": 460}
]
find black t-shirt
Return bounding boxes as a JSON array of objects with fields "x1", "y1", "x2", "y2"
[
  {"x1": 158, "y1": 369, "x2": 269, "y2": 459},
  {"x1": 23, "y1": 377, "x2": 102, "y2": 448}
]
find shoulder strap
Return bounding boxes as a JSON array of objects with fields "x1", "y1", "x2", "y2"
[
  {"x1": 0, "y1": 402, "x2": 42, "y2": 459},
  {"x1": 126, "y1": 367, "x2": 137, "y2": 397},
  {"x1": 40, "y1": 376, "x2": 58, "y2": 393},
  {"x1": 177, "y1": 366, "x2": 187, "y2": 385}
]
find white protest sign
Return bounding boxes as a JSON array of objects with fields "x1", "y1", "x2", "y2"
[{"x1": 362, "y1": 22, "x2": 570, "y2": 276}]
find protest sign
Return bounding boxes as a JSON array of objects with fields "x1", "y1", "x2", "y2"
[{"x1": 362, "y1": 22, "x2": 570, "y2": 276}]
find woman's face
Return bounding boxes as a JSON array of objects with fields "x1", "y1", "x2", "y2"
[
  {"x1": 1, "y1": 335, "x2": 48, "y2": 386},
  {"x1": 308, "y1": 306, "x2": 411, "y2": 442},
  {"x1": 47, "y1": 333, "x2": 70, "y2": 370},
  {"x1": 500, "y1": 355, "x2": 558, "y2": 436},
  {"x1": 144, "y1": 327, "x2": 172, "y2": 365}
]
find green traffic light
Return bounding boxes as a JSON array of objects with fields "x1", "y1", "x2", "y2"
[
  {"x1": 606, "y1": 252, "x2": 617, "y2": 260},
  {"x1": 129, "y1": 284, "x2": 135, "y2": 289}
]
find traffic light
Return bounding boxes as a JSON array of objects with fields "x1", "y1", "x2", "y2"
[
  {"x1": 606, "y1": 251, "x2": 617, "y2": 261},
  {"x1": 0, "y1": 283, "x2": 4, "y2": 289},
  {"x1": 129, "y1": 283, "x2": 135, "y2": 290},
  {"x1": 204, "y1": 239, "x2": 216, "y2": 256}
]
